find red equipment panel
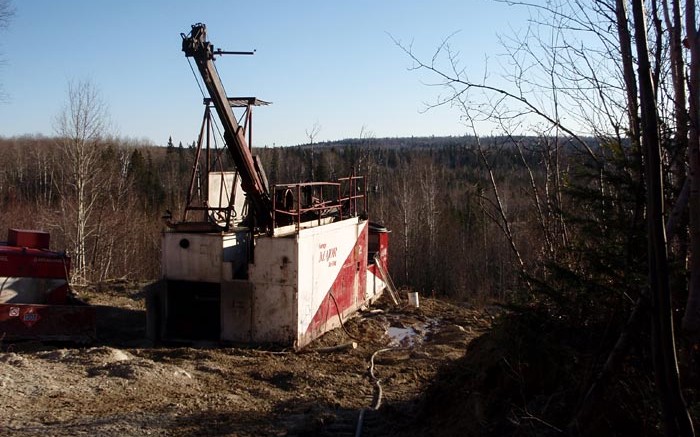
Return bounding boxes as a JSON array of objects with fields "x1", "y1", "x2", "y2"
[
  {"x1": 0, "y1": 246, "x2": 70, "y2": 279},
  {"x1": 8, "y1": 229, "x2": 51, "y2": 249},
  {"x1": 0, "y1": 303, "x2": 96, "y2": 341}
]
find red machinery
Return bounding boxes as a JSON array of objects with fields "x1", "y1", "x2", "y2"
[
  {"x1": 147, "y1": 24, "x2": 390, "y2": 349},
  {"x1": 0, "y1": 229, "x2": 95, "y2": 341}
]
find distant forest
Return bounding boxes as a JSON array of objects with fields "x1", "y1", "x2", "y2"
[{"x1": 0, "y1": 134, "x2": 555, "y2": 302}]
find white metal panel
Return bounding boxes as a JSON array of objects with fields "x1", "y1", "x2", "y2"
[
  {"x1": 162, "y1": 232, "x2": 240, "y2": 282},
  {"x1": 247, "y1": 236, "x2": 298, "y2": 343},
  {"x1": 220, "y1": 279, "x2": 253, "y2": 342},
  {"x1": 208, "y1": 171, "x2": 247, "y2": 226},
  {"x1": 251, "y1": 282, "x2": 297, "y2": 344},
  {"x1": 366, "y1": 270, "x2": 386, "y2": 300},
  {"x1": 296, "y1": 218, "x2": 364, "y2": 335}
]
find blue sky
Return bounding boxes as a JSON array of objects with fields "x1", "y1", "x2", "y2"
[{"x1": 0, "y1": 1, "x2": 526, "y2": 147}]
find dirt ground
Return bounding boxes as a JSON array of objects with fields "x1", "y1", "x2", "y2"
[{"x1": 0, "y1": 282, "x2": 493, "y2": 436}]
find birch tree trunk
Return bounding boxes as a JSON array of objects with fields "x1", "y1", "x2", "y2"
[{"x1": 54, "y1": 80, "x2": 109, "y2": 284}]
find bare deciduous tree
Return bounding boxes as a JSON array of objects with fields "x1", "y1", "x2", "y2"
[
  {"x1": 631, "y1": 0, "x2": 694, "y2": 434},
  {"x1": 53, "y1": 80, "x2": 110, "y2": 284},
  {"x1": 681, "y1": 0, "x2": 700, "y2": 336},
  {"x1": 305, "y1": 122, "x2": 321, "y2": 180},
  {"x1": 395, "y1": 0, "x2": 697, "y2": 433},
  {"x1": 0, "y1": 0, "x2": 14, "y2": 101},
  {"x1": 392, "y1": 161, "x2": 418, "y2": 285}
]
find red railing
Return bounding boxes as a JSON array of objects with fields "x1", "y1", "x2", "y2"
[{"x1": 271, "y1": 176, "x2": 367, "y2": 231}]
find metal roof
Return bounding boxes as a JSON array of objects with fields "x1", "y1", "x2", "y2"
[{"x1": 203, "y1": 97, "x2": 271, "y2": 107}]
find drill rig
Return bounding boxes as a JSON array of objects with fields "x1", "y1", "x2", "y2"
[{"x1": 147, "y1": 24, "x2": 389, "y2": 349}]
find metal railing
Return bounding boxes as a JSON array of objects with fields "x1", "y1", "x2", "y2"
[{"x1": 271, "y1": 176, "x2": 367, "y2": 232}]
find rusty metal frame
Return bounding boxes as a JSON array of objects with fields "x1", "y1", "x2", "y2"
[
  {"x1": 182, "y1": 24, "x2": 273, "y2": 230},
  {"x1": 271, "y1": 175, "x2": 366, "y2": 232},
  {"x1": 182, "y1": 97, "x2": 261, "y2": 230}
]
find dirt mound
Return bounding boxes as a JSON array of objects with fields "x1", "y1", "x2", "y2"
[{"x1": 0, "y1": 285, "x2": 493, "y2": 436}]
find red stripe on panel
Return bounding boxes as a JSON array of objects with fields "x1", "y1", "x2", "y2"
[{"x1": 306, "y1": 225, "x2": 368, "y2": 336}]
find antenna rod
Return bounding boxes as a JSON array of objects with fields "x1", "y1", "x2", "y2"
[{"x1": 213, "y1": 49, "x2": 255, "y2": 56}]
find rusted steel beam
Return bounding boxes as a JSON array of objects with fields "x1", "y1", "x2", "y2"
[{"x1": 182, "y1": 23, "x2": 273, "y2": 231}]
